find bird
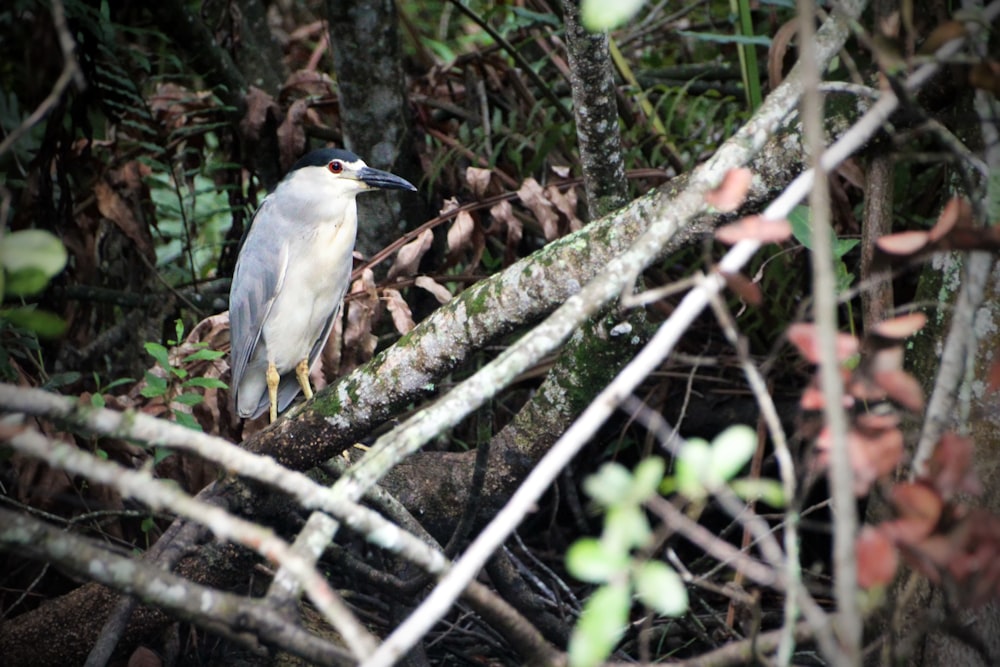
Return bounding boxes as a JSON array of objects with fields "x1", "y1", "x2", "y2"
[{"x1": 229, "y1": 148, "x2": 417, "y2": 422}]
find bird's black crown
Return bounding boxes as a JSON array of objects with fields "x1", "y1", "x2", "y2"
[{"x1": 289, "y1": 148, "x2": 362, "y2": 173}]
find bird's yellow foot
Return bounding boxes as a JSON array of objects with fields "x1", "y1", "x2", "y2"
[
  {"x1": 267, "y1": 361, "x2": 280, "y2": 423},
  {"x1": 295, "y1": 358, "x2": 314, "y2": 400}
]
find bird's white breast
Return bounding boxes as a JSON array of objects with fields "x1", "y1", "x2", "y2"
[{"x1": 261, "y1": 185, "x2": 359, "y2": 372}]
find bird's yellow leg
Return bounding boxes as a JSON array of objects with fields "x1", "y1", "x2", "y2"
[
  {"x1": 266, "y1": 362, "x2": 280, "y2": 423},
  {"x1": 295, "y1": 358, "x2": 314, "y2": 400}
]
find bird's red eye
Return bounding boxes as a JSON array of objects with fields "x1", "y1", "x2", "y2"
[{"x1": 328, "y1": 160, "x2": 344, "y2": 174}]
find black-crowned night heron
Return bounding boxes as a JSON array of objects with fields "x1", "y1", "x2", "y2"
[{"x1": 229, "y1": 148, "x2": 417, "y2": 422}]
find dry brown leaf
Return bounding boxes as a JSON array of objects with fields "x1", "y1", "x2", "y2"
[
  {"x1": 545, "y1": 184, "x2": 582, "y2": 232},
  {"x1": 239, "y1": 86, "x2": 280, "y2": 143},
  {"x1": 466, "y1": 166, "x2": 492, "y2": 197},
  {"x1": 127, "y1": 646, "x2": 163, "y2": 667},
  {"x1": 517, "y1": 177, "x2": 559, "y2": 241},
  {"x1": 94, "y1": 178, "x2": 156, "y2": 262},
  {"x1": 384, "y1": 288, "x2": 415, "y2": 334},
  {"x1": 490, "y1": 199, "x2": 522, "y2": 263},
  {"x1": 415, "y1": 276, "x2": 453, "y2": 304},
  {"x1": 388, "y1": 229, "x2": 433, "y2": 280},
  {"x1": 343, "y1": 269, "x2": 379, "y2": 371},
  {"x1": 722, "y1": 271, "x2": 762, "y2": 306},
  {"x1": 447, "y1": 210, "x2": 475, "y2": 258},
  {"x1": 277, "y1": 99, "x2": 310, "y2": 171},
  {"x1": 767, "y1": 19, "x2": 799, "y2": 90}
]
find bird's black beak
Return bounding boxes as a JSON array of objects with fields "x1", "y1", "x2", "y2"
[{"x1": 359, "y1": 166, "x2": 417, "y2": 192}]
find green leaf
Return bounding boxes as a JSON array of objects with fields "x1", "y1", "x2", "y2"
[
  {"x1": 4, "y1": 267, "x2": 50, "y2": 296},
  {"x1": 153, "y1": 447, "x2": 174, "y2": 464},
  {"x1": 709, "y1": 425, "x2": 757, "y2": 482},
  {"x1": 172, "y1": 392, "x2": 204, "y2": 407},
  {"x1": 183, "y1": 348, "x2": 225, "y2": 362},
  {"x1": 140, "y1": 516, "x2": 156, "y2": 533},
  {"x1": 172, "y1": 319, "x2": 184, "y2": 345},
  {"x1": 568, "y1": 582, "x2": 631, "y2": 667},
  {"x1": 580, "y1": 0, "x2": 645, "y2": 31},
  {"x1": 676, "y1": 31, "x2": 771, "y2": 46},
  {"x1": 567, "y1": 538, "x2": 629, "y2": 583},
  {"x1": 91, "y1": 393, "x2": 106, "y2": 408},
  {"x1": 676, "y1": 439, "x2": 711, "y2": 500},
  {"x1": 604, "y1": 504, "x2": 652, "y2": 552},
  {"x1": 634, "y1": 561, "x2": 688, "y2": 617},
  {"x1": 583, "y1": 462, "x2": 633, "y2": 507},
  {"x1": 788, "y1": 205, "x2": 813, "y2": 249},
  {"x1": 183, "y1": 376, "x2": 228, "y2": 390},
  {"x1": 144, "y1": 342, "x2": 170, "y2": 369},
  {"x1": 44, "y1": 371, "x2": 81, "y2": 389},
  {"x1": 627, "y1": 457, "x2": 664, "y2": 504},
  {"x1": 140, "y1": 372, "x2": 168, "y2": 398},
  {"x1": 833, "y1": 238, "x2": 860, "y2": 259},
  {"x1": 103, "y1": 377, "x2": 136, "y2": 391},
  {"x1": 2, "y1": 307, "x2": 68, "y2": 337},
  {"x1": 172, "y1": 410, "x2": 202, "y2": 431},
  {"x1": 0, "y1": 229, "x2": 68, "y2": 278},
  {"x1": 729, "y1": 478, "x2": 786, "y2": 507}
]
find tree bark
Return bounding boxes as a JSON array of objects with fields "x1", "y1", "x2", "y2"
[{"x1": 326, "y1": 0, "x2": 424, "y2": 258}]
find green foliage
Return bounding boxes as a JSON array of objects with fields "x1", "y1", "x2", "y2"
[
  {"x1": 788, "y1": 204, "x2": 860, "y2": 294},
  {"x1": 580, "y1": 0, "x2": 646, "y2": 31},
  {"x1": 566, "y1": 457, "x2": 688, "y2": 667},
  {"x1": 663, "y1": 425, "x2": 785, "y2": 506},
  {"x1": 147, "y1": 157, "x2": 242, "y2": 286},
  {"x1": 141, "y1": 319, "x2": 227, "y2": 431},
  {"x1": 0, "y1": 229, "x2": 69, "y2": 352}
]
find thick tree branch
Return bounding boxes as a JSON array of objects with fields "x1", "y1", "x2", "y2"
[{"x1": 0, "y1": 507, "x2": 353, "y2": 666}]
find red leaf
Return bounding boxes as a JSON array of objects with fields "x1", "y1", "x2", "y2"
[
  {"x1": 873, "y1": 369, "x2": 925, "y2": 412},
  {"x1": 877, "y1": 230, "x2": 930, "y2": 256},
  {"x1": 715, "y1": 215, "x2": 792, "y2": 245},
  {"x1": 871, "y1": 312, "x2": 927, "y2": 339},
  {"x1": 787, "y1": 323, "x2": 859, "y2": 364},
  {"x1": 705, "y1": 167, "x2": 753, "y2": 213},
  {"x1": 856, "y1": 526, "x2": 899, "y2": 588},
  {"x1": 928, "y1": 197, "x2": 973, "y2": 243},
  {"x1": 891, "y1": 483, "x2": 943, "y2": 529},
  {"x1": 721, "y1": 271, "x2": 762, "y2": 305},
  {"x1": 924, "y1": 432, "x2": 981, "y2": 499}
]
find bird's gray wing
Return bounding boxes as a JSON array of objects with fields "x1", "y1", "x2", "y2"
[{"x1": 229, "y1": 199, "x2": 290, "y2": 417}]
